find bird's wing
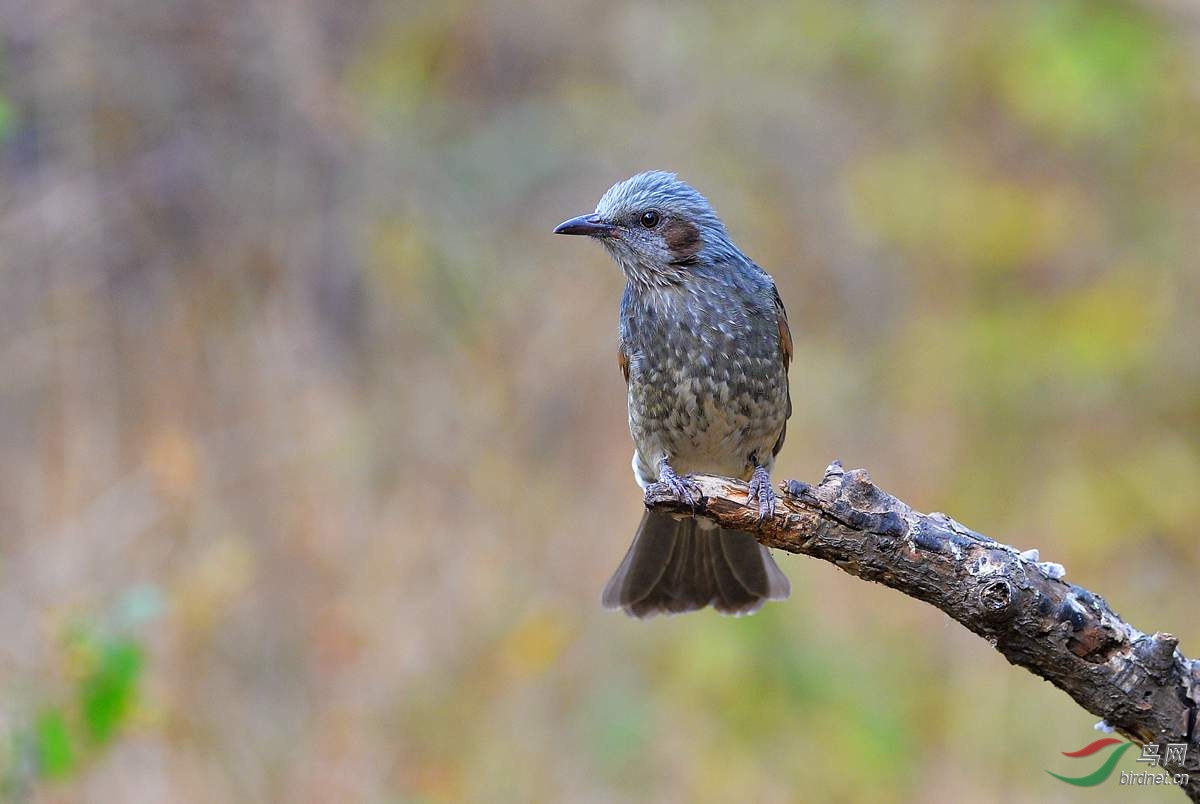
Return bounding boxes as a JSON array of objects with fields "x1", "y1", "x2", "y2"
[
  {"x1": 773, "y1": 284, "x2": 793, "y2": 372},
  {"x1": 618, "y1": 343, "x2": 630, "y2": 384},
  {"x1": 771, "y1": 283, "x2": 792, "y2": 457}
]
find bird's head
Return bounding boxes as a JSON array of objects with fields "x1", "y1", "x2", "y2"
[{"x1": 554, "y1": 171, "x2": 738, "y2": 287}]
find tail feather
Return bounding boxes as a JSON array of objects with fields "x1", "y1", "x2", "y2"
[
  {"x1": 602, "y1": 511, "x2": 791, "y2": 619},
  {"x1": 601, "y1": 512, "x2": 680, "y2": 612}
]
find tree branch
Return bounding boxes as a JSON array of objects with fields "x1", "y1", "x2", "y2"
[{"x1": 645, "y1": 460, "x2": 1200, "y2": 800}]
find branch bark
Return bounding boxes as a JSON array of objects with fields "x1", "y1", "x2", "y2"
[{"x1": 645, "y1": 461, "x2": 1200, "y2": 800}]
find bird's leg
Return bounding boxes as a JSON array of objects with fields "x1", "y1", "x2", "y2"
[
  {"x1": 747, "y1": 463, "x2": 777, "y2": 521},
  {"x1": 646, "y1": 456, "x2": 703, "y2": 509}
]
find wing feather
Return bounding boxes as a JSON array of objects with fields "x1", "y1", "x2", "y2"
[
  {"x1": 618, "y1": 344, "x2": 630, "y2": 384},
  {"x1": 772, "y1": 285, "x2": 792, "y2": 456}
]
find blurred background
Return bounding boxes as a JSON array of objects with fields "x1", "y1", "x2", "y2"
[{"x1": 1, "y1": 0, "x2": 1198, "y2": 801}]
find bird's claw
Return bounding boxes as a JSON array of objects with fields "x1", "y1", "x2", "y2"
[
  {"x1": 747, "y1": 466, "x2": 776, "y2": 520},
  {"x1": 647, "y1": 461, "x2": 703, "y2": 509}
]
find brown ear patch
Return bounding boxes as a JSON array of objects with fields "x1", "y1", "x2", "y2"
[{"x1": 663, "y1": 218, "x2": 702, "y2": 265}]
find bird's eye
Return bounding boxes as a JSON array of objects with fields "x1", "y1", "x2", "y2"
[{"x1": 640, "y1": 210, "x2": 661, "y2": 228}]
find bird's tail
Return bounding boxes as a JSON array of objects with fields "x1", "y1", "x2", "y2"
[{"x1": 602, "y1": 510, "x2": 790, "y2": 618}]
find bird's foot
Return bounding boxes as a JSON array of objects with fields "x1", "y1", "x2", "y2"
[
  {"x1": 747, "y1": 465, "x2": 777, "y2": 520},
  {"x1": 646, "y1": 459, "x2": 703, "y2": 509}
]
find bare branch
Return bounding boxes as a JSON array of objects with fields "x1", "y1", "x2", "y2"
[{"x1": 646, "y1": 461, "x2": 1200, "y2": 800}]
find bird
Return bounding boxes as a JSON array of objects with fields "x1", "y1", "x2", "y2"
[{"x1": 554, "y1": 171, "x2": 793, "y2": 618}]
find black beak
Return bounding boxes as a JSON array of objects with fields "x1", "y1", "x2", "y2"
[{"x1": 553, "y1": 213, "x2": 616, "y2": 237}]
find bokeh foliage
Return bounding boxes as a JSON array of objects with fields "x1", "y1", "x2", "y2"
[
  {"x1": 4, "y1": 626, "x2": 147, "y2": 796},
  {"x1": 0, "y1": 0, "x2": 1197, "y2": 801}
]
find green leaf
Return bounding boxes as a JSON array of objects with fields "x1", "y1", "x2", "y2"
[
  {"x1": 0, "y1": 96, "x2": 11, "y2": 141},
  {"x1": 34, "y1": 709, "x2": 74, "y2": 779},
  {"x1": 79, "y1": 639, "x2": 143, "y2": 745}
]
